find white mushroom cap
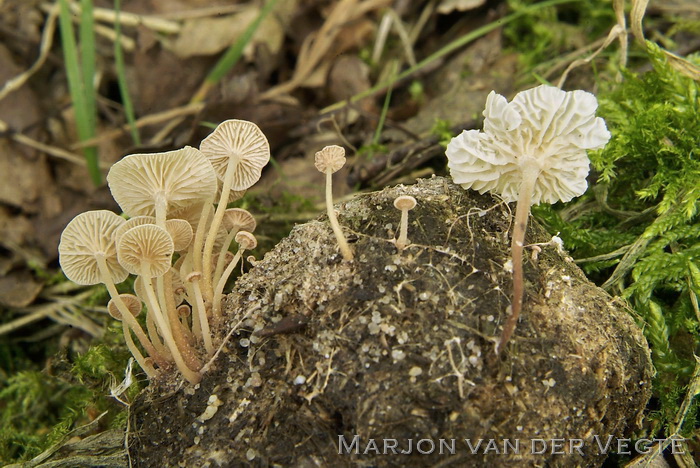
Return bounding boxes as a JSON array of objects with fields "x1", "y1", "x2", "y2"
[
  {"x1": 199, "y1": 119, "x2": 271, "y2": 191},
  {"x1": 446, "y1": 85, "x2": 611, "y2": 205},
  {"x1": 235, "y1": 231, "x2": 257, "y2": 250},
  {"x1": 314, "y1": 145, "x2": 346, "y2": 174},
  {"x1": 393, "y1": 195, "x2": 417, "y2": 211},
  {"x1": 223, "y1": 208, "x2": 256, "y2": 233},
  {"x1": 165, "y1": 219, "x2": 193, "y2": 252},
  {"x1": 59, "y1": 210, "x2": 128, "y2": 286},
  {"x1": 117, "y1": 224, "x2": 174, "y2": 278},
  {"x1": 107, "y1": 146, "x2": 218, "y2": 218},
  {"x1": 108, "y1": 293, "x2": 142, "y2": 320}
]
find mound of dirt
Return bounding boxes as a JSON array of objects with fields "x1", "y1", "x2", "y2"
[{"x1": 131, "y1": 176, "x2": 652, "y2": 467}]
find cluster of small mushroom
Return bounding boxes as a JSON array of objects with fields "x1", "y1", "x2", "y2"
[{"x1": 59, "y1": 120, "x2": 269, "y2": 384}]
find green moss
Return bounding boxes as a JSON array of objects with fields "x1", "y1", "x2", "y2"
[{"x1": 535, "y1": 43, "x2": 700, "y2": 433}]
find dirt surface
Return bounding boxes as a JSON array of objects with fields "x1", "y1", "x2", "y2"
[{"x1": 130, "y1": 177, "x2": 653, "y2": 467}]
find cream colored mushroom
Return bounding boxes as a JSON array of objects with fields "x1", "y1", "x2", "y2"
[
  {"x1": 213, "y1": 208, "x2": 257, "y2": 291},
  {"x1": 314, "y1": 145, "x2": 353, "y2": 261},
  {"x1": 115, "y1": 216, "x2": 193, "y2": 252},
  {"x1": 393, "y1": 195, "x2": 417, "y2": 250},
  {"x1": 199, "y1": 119, "x2": 270, "y2": 298},
  {"x1": 212, "y1": 231, "x2": 257, "y2": 320},
  {"x1": 107, "y1": 146, "x2": 217, "y2": 227},
  {"x1": 58, "y1": 210, "x2": 167, "y2": 369},
  {"x1": 117, "y1": 224, "x2": 201, "y2": 383}
]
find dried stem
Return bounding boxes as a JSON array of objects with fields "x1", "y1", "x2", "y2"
[{"x1": 497, "y1": 166, "x2": 539, "y2": 354}]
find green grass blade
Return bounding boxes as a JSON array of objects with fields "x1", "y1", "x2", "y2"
[
  {"x1": 114, "y1": 0, "x2": 140, "y2": 145},
  {"x1": 58, "y1": 0, "x2": 101, "y2": 185},
  {"x1": 322, "y1": 0, "x2": 580, "y2": 114},
  {"x1": 194, "y1": 0, "x2": 279, "y2": 101},
  {"x1": 79, "y1": 0, "x2": 97, "y2": 130}
]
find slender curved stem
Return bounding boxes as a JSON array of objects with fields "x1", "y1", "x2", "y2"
[
  {"x1": 325, "y1": 170, "x2": 353, "y2": 261},
  {"x1": 162, "y1": 269, "x2": 201, "y2": 370},
  {"x1": 121, "y1": 321, "x2": 157, "y2": 377},
  {"x1": 212, "y1": 248, "x2": 244, "y2": 321},
  {"x1": 95, "y1": 255, "x2": 168, "y2": 368},
  {"x1": 497, "y1": 167, "x2": 539, "y2": 355},
  {"x1": 203, "y1": 158, "x2": 239, "y2": 297},
  {"x1": 213, "y1": 228, "x2": 238, "y2": 290},
  {"x1": 190, "y1": 276, "x2": 214, "y2": 356},
  {"x1": 142, "y1": 272, "x2": 201, "y2": 384}
]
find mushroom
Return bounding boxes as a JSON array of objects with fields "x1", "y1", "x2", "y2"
[
  {"x1": 107, "y1": 146, "x2": 217, "y2": 227},
  {"x1": 117, "y1": 223, "x2": 202, "y2": 383},
  {"x1": 212, "y1": 231, "x2": 257, "y2": 319},
  {"x1": 115, "y1": 216, "x2": 193, "y2": 252},
  {"x1": 107, "y1": 294, "x2": 157, "y2": 377},
  {"x1": 393, "y1": 195, "x2": 417, "y2": 250},
  {"x1": 58, "y1": 210, "x2": 167, "y2": 369},
  {"x1": 199, "y1": 119, "x2": 270, "y2": 295},
  {"x1": 314, "y1": 145, "x2": 353, "y2": 261},
  {"x1": 445, "y1": 85, "x2": 611, "y2": 354},
  {"x1": 213, "y1": 208, "x2": 257, "y2": 291}
]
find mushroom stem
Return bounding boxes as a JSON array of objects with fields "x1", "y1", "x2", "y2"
[
  {"x1": 192, "y1": 201, "x2": 212, "y2": 277},
  {"x1": 95, "y1": 255, "x2": 168, "y2": 368},
  {"x1": 146, "y1": 307, "x2": 171, "y2": 360},
  {"x1": 497, "y1": 166, "x2": 539, "y2": 354},
  {"x1": 202, "y1": 158, "x2": 239, "y2": 296},
  {"x1": 187, "y1": 273, "x2": 215, "y2": 357},
  {"x1": 213, "y1": 228, "x2": 238, "y2": 290},
  {"x1": 121, "y1": 321, "x2": 157, "y2": 377},
  {"x1": 325, "y1": 170, "x2": 353, "y2": 261},
  {"x1": 162, "y1": 269, "x2": 202, "y2": 371},
  {"x1": 212, "y1": 249, "x2": 244, "y2": 321},
  {"x1": 154, "y1": 192, "x2": 168, "y2": 228},
  {"x1": 142, "y1": 272, "x2": 202, "y2": 384},
  {"x1": 396, "y1": 208, "x2": 410, "y2": 249}
]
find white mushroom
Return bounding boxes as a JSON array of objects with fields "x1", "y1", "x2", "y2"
[{"x1": 445, "y1": 85, "x2": 611, "y2": 353}]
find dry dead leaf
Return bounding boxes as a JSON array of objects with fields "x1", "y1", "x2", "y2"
[
  {"x1": 0, "y1": 270, "x2": 43, "y2": 308},
  {"x1": 169, "y1": 6, "x2": 284, "y2": 60},
  {"x1": 262, "y1": 0, "x2": 391, "y2": 99}
]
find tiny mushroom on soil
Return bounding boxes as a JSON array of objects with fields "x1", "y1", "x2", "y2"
[
  {"x1": 393, "y1": 195, "x2": 417, "y2": 250},
  {"x1": 314, "y1": 145, "x2": 353, "y2": 261},
  {"x1": 446, "y1": 84, "x2": 611, "y2": 354},
  {"x1": 212, "y1": 231, "x2": 257, "y2": 319}
]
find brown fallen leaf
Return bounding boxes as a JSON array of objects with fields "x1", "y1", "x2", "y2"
[
  {"x1": 0, "y1": 269, "x2": 43, "y2": 308},
  {"x1": 169, "y1": 6, "x2": 284, "y2": 60}
]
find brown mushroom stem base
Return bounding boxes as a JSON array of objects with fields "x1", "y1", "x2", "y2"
[{"x1": 497, "y1": 170, "x2": 538, "y2": 355}]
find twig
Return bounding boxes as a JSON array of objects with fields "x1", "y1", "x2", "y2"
[
  {"x1": 0, "y1": 2, "x2": 60, "y2": 103},
  {"x1": 0, "y1": 118, "x2": 111, "y2": 168}
]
